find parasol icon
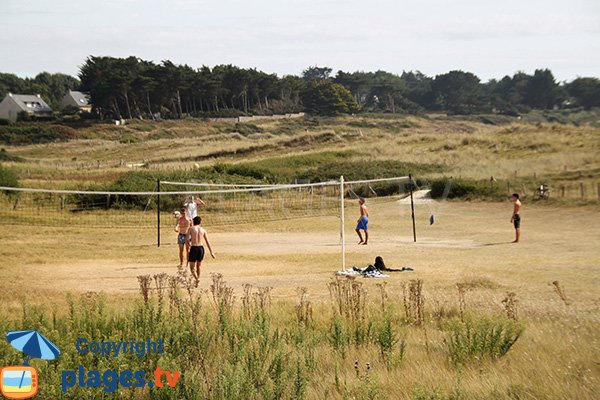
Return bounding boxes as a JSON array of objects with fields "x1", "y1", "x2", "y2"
[{"x1": 6, "y1": 330, "x2": 60, "y2": 363}]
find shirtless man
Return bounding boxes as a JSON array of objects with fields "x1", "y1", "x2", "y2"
[
  {"x1": 355, "y1": 198, "x2": 369, "y2": 245},
  {"x1": 174, "y1": 207, "x2": 191, "y2": 267},
  {"x1": 184, "y1": 195, "x2": 205, "y2": 220},
  {"x1": 186, "y1": 216, "x2": 215, "y2": 287},
  {"x1": 510, "y1": 193, "x2": 522, "y2": 243}
]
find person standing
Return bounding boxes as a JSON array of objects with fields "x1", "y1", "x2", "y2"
[
  {"x1": 184, "y1": 195, "x2": 205, "y2": 220},
  {"x1": 355, "y1": 198, "x2": 369, "y2": 245},
  {"x1": 186, "y1": 216, "x2": 216, "y2": 287},
  {"x1": 174, "y1": 207, "x2": 191, "y2": 267},
  {"x1": 510, "y1": 193, "x2": 522, "y2": 243}
]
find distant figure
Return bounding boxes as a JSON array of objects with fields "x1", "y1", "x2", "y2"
[
  {"x1": 184, "y1": 195, "x2": 205, "y2": 220},
  {"x1": 186, "y1": 216, "x2": 216, "y2": 287},
  {"x1": 510, "y1": 193, "x2": 522, "y2": 243},
  {"x1": 355, "y1": 198, "x2": 369, "y2": 245},
  {"x1": 174, "y1": 207, "x2": 191, "y2": 267}
]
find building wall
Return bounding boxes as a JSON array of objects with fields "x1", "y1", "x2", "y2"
[{"x1": 0, "y1": 96, "x2": 20, "y2": 122}]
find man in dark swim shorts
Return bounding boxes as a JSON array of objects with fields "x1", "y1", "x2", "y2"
[
  {"x1": 186, "y1": 216, "x2": 216, "y2": 287},
  {"x1": 510, "y1": 193, "x2": 522, "y2": 243}
]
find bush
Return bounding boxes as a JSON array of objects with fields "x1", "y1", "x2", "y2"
[
  {"x1": 430, "y1": 178, "x2": 505, "y2": 200},
  {"x1": 0, "y1": 118, "x2": 10, "y2": 126},
  {"x1": 0, "y1": 163, "x2": 19, "y2": 188},
  {"x1": 303, "y1": 160, "x2": 441, "y2": 183},
  {"x1": 119, "y1": 134, "x2": 140, "y2": 144},
  {"x1": 446, "y1": 317, "x2": 523, "y2": 364},
  {"x1": 16, "y1": 111, "x2": 31, "y2": 122},
  {"x1": 228, "y1": 123, "x2": 264, "y2": 136},
  {"x1": 0, "y1": 123, "x2": 79, "y2": 145}
]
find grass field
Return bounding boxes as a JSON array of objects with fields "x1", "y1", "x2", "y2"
[{"x1": 0, "y1": 115, "x2": 599, "y2": 399}]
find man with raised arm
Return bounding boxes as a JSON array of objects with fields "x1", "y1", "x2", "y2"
[
  {"x1": 355, "y1": 198, "x2": 369, "y2": 245},
  {"x1": 183, "y1": 195, "x2": 205, "y2": 220},
  {"x1": 186, "y1": 216, "x2": 215, "y2": 287},
  {"x1": 510, "y1": 193, "x2": 522, "y2": 243}
]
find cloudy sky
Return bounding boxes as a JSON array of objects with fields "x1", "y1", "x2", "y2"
[{"x1": 1, "y1": 0, "x2": 598, "y2": 82}]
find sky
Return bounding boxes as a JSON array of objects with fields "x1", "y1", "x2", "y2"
[{"x1": 0, "y1": 0, "x2": 598, "y2": 82}]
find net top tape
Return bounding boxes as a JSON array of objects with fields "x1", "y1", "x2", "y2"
[{"x1": 0, "y1": 176, "x2": 410, "y2": 196}]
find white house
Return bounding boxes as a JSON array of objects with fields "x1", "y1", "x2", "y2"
[
  {"x1": 0, "y1": 93, "x2": 54, "y2": 122},
  {"x1": 60, "y1": 90, "x2": 92, "y2": 112}
]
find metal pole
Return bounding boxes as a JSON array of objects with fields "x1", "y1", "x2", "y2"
[
  {"x1": 409, "y1": 174, "x2": 416, "y2": 242},
  {"x1": 157, "y1": 179, "x2": 161, "y2": 247},
  {"x1": 340, "y1": 175, "x2": 346, "y2": 272}
]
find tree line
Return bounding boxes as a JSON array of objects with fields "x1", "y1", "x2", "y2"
[
  {"x1": 1, "y1": 56, "x2": 599, "y2": 118},
  {"x1": 0, "y1": 72, "x2": 79, "y2": 110}
]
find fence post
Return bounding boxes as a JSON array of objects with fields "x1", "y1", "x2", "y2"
[
  {"x1": 597, "y1": 183, "x2": 600, "y2": 200},
  {"x1": 560, "y1": 185, "x2": 565, "y2": 198},
  {"x1": 580, "y1": 183, "x2": 585, "y2": 199}
]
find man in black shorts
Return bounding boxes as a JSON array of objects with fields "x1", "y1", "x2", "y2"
[
  {"x1": 186, "y1": 216, "x2": 216, "y2": 287},
  {"x1": 510, "y1": 193, "x2": 522, "y2": 243}
]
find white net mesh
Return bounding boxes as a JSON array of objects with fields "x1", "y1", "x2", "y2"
[{"x1": 0, "y1": 176, "x2": 410, "y2": 231}]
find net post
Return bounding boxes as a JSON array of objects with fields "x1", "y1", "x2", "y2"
[
  {"x1": 157, "y1": 179, "x2": 161, "y2": 248},
  {"x1": 340, "y1": 175, "x2": 346, "y2": 272},
  {"x1": 409, "y1": 174, "x2": 417, "y2": 242}
]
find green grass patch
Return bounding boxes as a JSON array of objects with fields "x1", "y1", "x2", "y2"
[
  {"x1": 0, "y1": 123, "x2": 80, "y2": 145},
  {"x1": 118, "y1": 134, "x2": 141, "y2": 144},
  {"x1": 347, "y1": 118, "x2": 417, "y2": 131},
  {"x1": 228, "y1": 123, "x2": 264, "y2": 136},
  {"x1": 430, "y1": 178, "x2": 507, "y2": 201}
]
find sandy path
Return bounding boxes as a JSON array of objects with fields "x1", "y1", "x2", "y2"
[{"x1": 1, "y1": 201, "x2": 599, "y2": 304}]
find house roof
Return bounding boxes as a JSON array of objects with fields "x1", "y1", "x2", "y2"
[
  {"x1": 65, "y1": 90, "x2": 90, "y2": 107},
  {"x1": 6, "y1": 93, "x2": 53, "y2": 112}
]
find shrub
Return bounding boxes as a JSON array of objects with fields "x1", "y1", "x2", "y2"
[
  {"x1": 446, "y1": 317, "x2": 523, "y2": 365},
  {"x1": 228, "y1": 123, "x2": 264, "y2": 136},
  {"x1": 119, "y1": 134, "x2": 140, "y2": 144},
  {"x1": 0, "y1": 123, "x2": 79, "y2": 145},
  {"x1": 430, "y1": 178, "x2": 505, "y2": 200},
  {"x1": 0, "y1": 163, "x2": 19, "y2": 188}
]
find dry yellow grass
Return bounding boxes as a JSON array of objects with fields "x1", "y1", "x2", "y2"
[
  {"x1": 3, "y1": 117, "x2": 599, "y2": 191},
  {"x1": 1, "y1": 200, "x2": 599, "y2": 398},
  {"x1": 0, "y1": 117, "x2": 599, "y2": 398}
]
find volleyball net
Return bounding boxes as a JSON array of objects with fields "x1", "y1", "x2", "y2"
[
  {"x1": 0, "y1": 175, "x2": 415, "y2": 271},
  {"x1": 0, "y1": 176, "x2": 411, "y2": 226}
]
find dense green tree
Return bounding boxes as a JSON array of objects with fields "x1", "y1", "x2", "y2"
[
  {"x1": 567, "y1": 77, "x2": 600, "y2": 109},
  {"x1": 522, "y1": 69, "x2": 558, "y2": 109},
  {"x1": 5, "y1": 56, "x2": 598, "y2": 119},
  {"x1": 301, "y1": 80, "x2": 358, "y2": 115},
  {"x1": 0, "y1": 73, "x2": 28, "y2": 98},
  {"x1": 432, "y1": 70, "x2": 483, "y2": 114},
  {"x1": 401, "y1": 71, "x2": 434, "y2": 110},
  {"x1": 0, "y1": 72, "x2": 79, "y2": 110},
  {"x1": 302, "y1": 66, "x2": 333, "y2": 82}
]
